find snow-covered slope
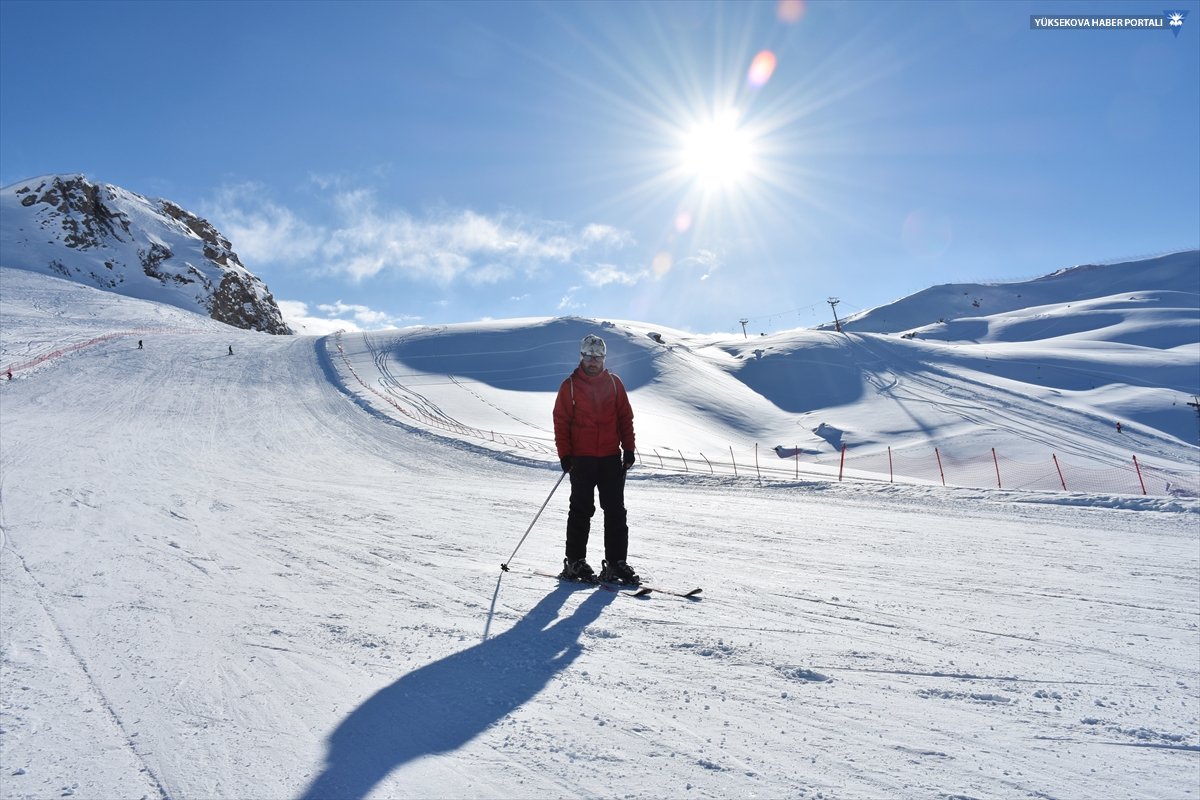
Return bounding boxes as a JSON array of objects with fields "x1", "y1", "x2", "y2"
[
  {"x1": 0, "y1": 174, "x2": 290, "y2": 334},
  {"x1": 0, "y1": 264, "x2": 1197, "y2": 800},
  {"x1": 833, "y1": 251, "x2": 1197, "y2": 339},
  {"x1": 322, "y1": 252, "x2": 1198, "y2": 494}
]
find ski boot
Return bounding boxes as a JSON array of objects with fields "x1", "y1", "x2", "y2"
[
  {"x1": 559, "y1": 558, "x2": 597, "y2": 583},
  {"x1": 599, "y1": 559, "x2": 640, "y2": 586}
]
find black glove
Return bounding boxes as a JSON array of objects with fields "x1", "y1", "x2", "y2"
[
  {"x1": 560, "y1": 456, "x2": 573, "y2": 473},
  {"x1": 622, "y1": 450, "x2": 636, "y2": 471}
]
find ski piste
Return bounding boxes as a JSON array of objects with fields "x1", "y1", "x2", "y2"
[{"x1": 527, "y1": 569, "x2": 702, "y2": 600}]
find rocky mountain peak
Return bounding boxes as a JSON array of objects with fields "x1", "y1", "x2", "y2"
[{"x1": 2, "y1": 174, "x2": 291, "y2": 334}]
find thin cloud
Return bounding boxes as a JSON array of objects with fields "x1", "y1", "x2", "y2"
[
  {"x1": 278, "y1": 299, "x2": 420, "y2": 334},
  {"x1": 557, "y1": 287, "x2": 584, "y2": 311},
  {"x1": 581, "y1": 223, "x2": 634, "y2": 249},
  {"x1": 677, "y1": 248, "x2": 723, "y2": 280},
  {"x1": 203, "y1": 183, "x2": 326, "y2": 265},
  {"x1": 315, "y1": 300, "x2": 405, "y2": 328},
  {"x1": 584, "y1": 263, "x2": 647, "y2": 287},
  {"x1": 204, "y1": 183, "x2": 633, "y2": 287}
]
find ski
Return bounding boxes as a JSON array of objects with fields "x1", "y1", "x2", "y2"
[
  {"x1": 599, "y1": 580, "x2": 654, "y2": 598},
  {"x1": 636, "y1": 583, "x2": 703, "y2": 599},
  {"x1": 526, "y1": 569, "x2": 700, "y2": 599},
  {"x1": 531, "y1": 569, "x2": 652, "y2": 596}
]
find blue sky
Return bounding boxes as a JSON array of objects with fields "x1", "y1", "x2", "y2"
[{"x1": 2, "y1": 0, "x2": 1197, "y2": 335}]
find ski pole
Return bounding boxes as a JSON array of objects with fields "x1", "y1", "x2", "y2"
[{"x1": 500, "y1": 471, "x2": 567, "y2": 572}]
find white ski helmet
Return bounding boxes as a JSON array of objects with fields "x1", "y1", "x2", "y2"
[{"x1": 580, "y1": 334, "x2": 607, "y2": 359}]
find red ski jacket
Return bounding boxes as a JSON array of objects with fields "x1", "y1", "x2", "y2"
[{"x1": 553, "y1": 366, "x2": 635, "y2": 458}]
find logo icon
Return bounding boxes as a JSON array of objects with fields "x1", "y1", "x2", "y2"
[{"x1": 1166, "y1": 10, "x2": 1188, "y2": 36}]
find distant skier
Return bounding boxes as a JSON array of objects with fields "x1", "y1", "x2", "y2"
[
  {"x1": 138, "y1": 340, "x2": 143, "y2": 350},
  {"x1": 5, "y1": 369, "x2": 11, "y2": 381},
  {"x1": 228, "y1": 345, "x2": 233, "y2": 356},
  {"x1": 1116, "y1": 421, "x2": 1123, "y2": 434},
  {"x1": 553, "y1": 334, "x2": 639, "y2": 585}
]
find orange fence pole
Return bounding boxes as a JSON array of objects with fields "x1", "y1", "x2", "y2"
[{"x1": 1132, "y1": 455, "x2": 1147, "y2": 495}]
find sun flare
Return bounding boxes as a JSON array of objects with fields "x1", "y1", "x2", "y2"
[{"x1": 679, "y1": 109, "x2": 757, "y2": 192}]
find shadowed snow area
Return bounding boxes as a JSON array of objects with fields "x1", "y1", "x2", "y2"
[{"x1": 386, "y1": 317, "x2": 661, "y2": 392}]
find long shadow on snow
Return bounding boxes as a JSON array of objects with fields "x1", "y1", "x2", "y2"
[{"x1": 298, "y1": 585, "x2": 615, "y2": 800}]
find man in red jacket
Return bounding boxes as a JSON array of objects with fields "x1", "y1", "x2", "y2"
[{"x1": 553, "y1": 333, "x2": 639, "y2": 585}]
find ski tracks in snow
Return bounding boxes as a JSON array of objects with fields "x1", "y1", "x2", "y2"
[
  {"x1": 0, "y1": 539, "x2": 169, "y2": 799},
  {"x1": 2, "y1": 308, "x2": 1196, "y2": 798}
]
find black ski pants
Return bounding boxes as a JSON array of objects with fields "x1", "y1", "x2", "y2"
[{"x1": 565, "y1": 455, "x2": 628, "y2": 564}]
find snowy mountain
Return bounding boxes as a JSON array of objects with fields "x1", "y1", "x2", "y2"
[
  {"x1": 313, "y1": 252, "x2": 1199, "y2": 494},
  {"x1": 0, "y1": 174, "x2": 290, "y2": 334},
  {"x1": 831, "y1": 251, "x2": 1197, "y2": 340},
  {"x1": 0, "y1": 255, "x2": 1198, "y2": 799}
]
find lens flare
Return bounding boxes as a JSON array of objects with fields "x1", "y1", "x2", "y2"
[
  {"x1": 747, "y1": 50, "x2": 777, "y2": 89},
  {"x1": 675, "y1": 211, "x2": 693, "y2": 233},
  {"x1": 652, "y1": 251, "x2": 673, "y2": 278},
  {"x1": 776, "y1": 0, "x2": 806, "y2": 23}
]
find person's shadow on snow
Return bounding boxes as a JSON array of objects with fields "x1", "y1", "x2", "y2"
[{"x1": 298, "y1": 585, "x2": 614, "y2": 800}]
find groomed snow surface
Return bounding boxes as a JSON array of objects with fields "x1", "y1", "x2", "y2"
[{"x1": 1, "y1": 266, "x2": 1197, "y2": 800}]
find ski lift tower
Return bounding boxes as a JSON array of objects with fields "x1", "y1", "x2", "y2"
[
  {"x1": 827, "y1": 298, "x2": 842, "y2": 333},
  {"x1": 739, "y1": 318, "x2": 749, "y2": 339}
]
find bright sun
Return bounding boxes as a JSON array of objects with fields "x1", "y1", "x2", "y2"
[{"x1": 679, "y1": 109, "x2": 757, "y2": 192}]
